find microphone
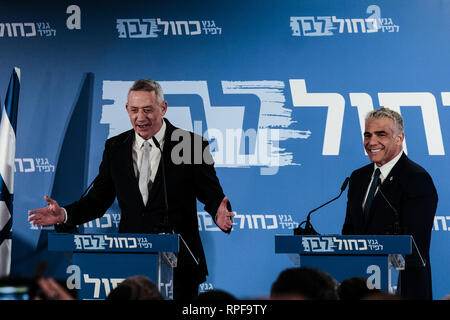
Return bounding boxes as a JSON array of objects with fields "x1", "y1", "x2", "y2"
[
  {"x1": 294, "y1": 177, "x2": 350, "y2": 235},
  {"x1": 152, "y1": 136, "x2": 171, "y2": 233},
  {"x1": 79, "y1": 175, "x2": 99, "y2": 199},
  {"x1": 56, "y1": 135, "x2": 134, "y2": 234},
  {"x1": 376, "y1": 179, "x2": 401, "y2": 235},
  {"x1": 376, "y1": 180, "x2": 426, "y2": 268},
  {"x1": 55, "y1": 175, "x2": 102, "y2": 234},
  {"x1": 152, "y1": 135, "x2": 199, "y2": 266}
]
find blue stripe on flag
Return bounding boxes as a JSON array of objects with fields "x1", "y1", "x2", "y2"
[
  {"x1": 0, "y1": 68, "x2": 20, "y2": 276},
  {"x1": 0, "y1": 156, "x2": 14, "y2": 245},
  {"x1": 0, "y1": 174, "x2": 13, "y2": 213},
  {"x1": 0, "y1": 216, "x2": 12, "y2": 244}
]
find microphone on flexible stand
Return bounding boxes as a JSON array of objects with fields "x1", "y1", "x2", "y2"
[
  {"x1": 152, "y1": 136, "x2": 171, "y2": 234},
  {"x1": 54, "y1": 175, "x2": 102, "y2": 234},
  {"x1": 376, "y1": 179, "x2": 401, "y2": 235},
  {"x1": 152, "y1": 135, "x2": 199, "y2": 266},
  {"x1": 294, "y1": 177, "x2": 350, "y2": 235},
  {"x1": 376, "y1": 180, "x2": 425, "y2": 268}
]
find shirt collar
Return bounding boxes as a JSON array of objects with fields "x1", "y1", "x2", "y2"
[
  {"x1": 373, "y1": 150, "x2": 403, "y2": 182},
  {"x1": 134, "y1": 118, "x2": 166, "y2": 150}
]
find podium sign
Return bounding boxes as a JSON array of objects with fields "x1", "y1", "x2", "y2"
[
  {"x1": 275, "y1": 235, "x2": 412, "y2": 293},
  {"x1": 48, "y1": 233, "x2": 179, "y2": 300}
]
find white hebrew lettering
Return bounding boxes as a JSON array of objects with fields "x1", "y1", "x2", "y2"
[
  {"x1": 378, "y1": 92, "x2": 444, "y2": 155},
  {"x1": 290, "y1": 79, "x2": 345, "y2": 155},
  {"x1": 83, "y1": 274, "x2": 101, "y2": 298}
]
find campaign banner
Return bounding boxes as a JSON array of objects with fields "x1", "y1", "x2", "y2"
[{"x1": 1, "y1": 0, "x2": 449, "y2": 299}]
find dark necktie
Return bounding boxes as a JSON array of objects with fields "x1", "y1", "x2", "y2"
[{"x1": 364, "y1": 168, "x2": 381, "y2": 218}]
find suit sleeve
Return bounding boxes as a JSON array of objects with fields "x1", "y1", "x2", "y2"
[
  {"x1": 63, "y1": 140, "x2": 117, "y2": 226},
  {"x1": 401, "y1": 171, "x2": 438, "y2": 261}
]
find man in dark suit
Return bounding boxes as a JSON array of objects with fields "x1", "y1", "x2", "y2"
[
  {"x1": 342, "y1": 108, "x2": 438, "y2": 300},
  {"x1": 28, "y1": 79, "x2": 235, "y2": 300}
]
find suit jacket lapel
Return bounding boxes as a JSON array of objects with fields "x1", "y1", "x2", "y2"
[
  {"x1": 382, "y1": 152, "x2": 407, "y2": 189},
  {"x1": 161, "y1": 117, "x2": 176, "y2": 158},
  {"x1": 364, "y1": 153, "x2": 406, "y2": 231},
  {"x1": 146, "y1": 118, "x2": 175, "y2": 207},
  {"x1": 359, "y1": 166, "x2": 375, "y2": 231},
  {"x1": 147, "y1": 162, "x2": 162, "y2": 207},
  {"x1": 118, "y1": 130, "x2": 145, "y2": 206}
]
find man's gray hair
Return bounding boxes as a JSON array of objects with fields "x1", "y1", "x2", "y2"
[
  {"x1": 366, "y1": 107, "x2": 404, "y2": 134},
  {"x1": 129, "y1": 79, "x2": 164, "y2": 104}
]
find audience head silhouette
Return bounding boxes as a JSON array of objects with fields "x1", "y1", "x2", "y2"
[
  {"x1": 106, "y1": 275, "x2": 164, "y2": 300},
  {"x1": 338, "y1": 277, "x2": 375, "y2": 300},
  {"x1": 194, "y1": 289, "x2": 237, "y2": 301},
  {"x1": 270, "y1": 267, "x2": 338, "y2": 300}
]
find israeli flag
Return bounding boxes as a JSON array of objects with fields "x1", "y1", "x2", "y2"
[{"x1": 0, "y1": 68, "x2": 20, "y2": 277}]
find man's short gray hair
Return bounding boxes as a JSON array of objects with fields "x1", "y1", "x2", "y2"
[
  {"x1": 366, "y1": 107, "x2": 404, "y2": 134},
  {"x1": 129, "y1": 79, "x2": 164, "y2": 104}
]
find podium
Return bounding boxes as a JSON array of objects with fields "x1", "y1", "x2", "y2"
[
  {"x1": 48, "y1": 233, "x2": 179, "y2": 300},
  {"x1": 275, "y1": 235, "x2": 412, "y2": 293}
]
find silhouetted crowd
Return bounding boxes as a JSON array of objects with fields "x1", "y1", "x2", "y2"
[{"x1": 2, "y1": 265, "x2": 449, "y2": 301}]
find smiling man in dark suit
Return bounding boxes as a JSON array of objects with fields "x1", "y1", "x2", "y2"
[
  {"x1": 342, "y1": 108, "x2": 438, "y2": 300},
  {"x1": 29, "y1": 79, "x2": 235, "y2": 300}
]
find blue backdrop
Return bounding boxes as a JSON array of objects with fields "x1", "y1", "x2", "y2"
[{"x1": 1, "y1": 0, "x2": 449, "y2": 299}]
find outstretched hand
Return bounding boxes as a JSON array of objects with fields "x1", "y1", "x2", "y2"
[
  {"x1": 215, "y1": 196, "x2": 235, "y2": 232},
  {"x1": 28, "y1": 196, "x2": 65, "y2": 227}
]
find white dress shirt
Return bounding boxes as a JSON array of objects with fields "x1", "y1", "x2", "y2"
[{"x1": 132, "y1": 119, "x2": 166, "y2": 184}]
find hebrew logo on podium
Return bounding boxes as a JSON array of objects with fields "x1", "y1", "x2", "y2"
[
  {"x1": 48, "y1": 233, "x2": 179, "y2": 300},
  {"x1": 275, "y1": 235, "x2": 412, "y2": 293}
]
